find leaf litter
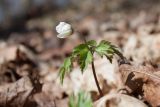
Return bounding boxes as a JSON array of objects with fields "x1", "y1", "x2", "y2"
[{"x1": 0, "y1": 2, "x2": 160, "y2": 107}]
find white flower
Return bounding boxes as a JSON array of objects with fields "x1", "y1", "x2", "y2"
[{"x1": 56, "y1": 22, "x2": 73, "y2": 38}]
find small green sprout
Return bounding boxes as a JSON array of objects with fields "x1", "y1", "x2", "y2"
[
  {"x1": 56, "y1": 22, "x2": 124, "y2": 97},
  {"x1": 69, "y1": 91, "x2": 93, "y2": 107}
]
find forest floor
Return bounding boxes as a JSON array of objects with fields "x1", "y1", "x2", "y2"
[{"x1": 0, "y1": 3, "x2": 160, "y2": 107}]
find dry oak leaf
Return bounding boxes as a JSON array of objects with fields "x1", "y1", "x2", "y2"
[
  {"x1": 0, "y1": 76, "x2": 35, "y2": 107},
  {"x1": 119, "y1": 64, "x2": 160, "y2": 106}
]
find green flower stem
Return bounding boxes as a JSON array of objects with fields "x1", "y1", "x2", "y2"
[{"x1": 83, "y1": 37, "x2": 103, "y2": 97}]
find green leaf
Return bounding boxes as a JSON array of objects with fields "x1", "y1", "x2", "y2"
[
  {"x1": 95, "y1": 40, "x2": 122, "y2": 63},
  {"x1": 73, "y1": 44, "x2": 87, "y2": 55},
  {"x1": 73, "y1": 43, "x2": 93, "y2": 72},
  {"x1": 59, "y1": 67, "x2": 65, "y2": 84},
  {"x1": 64, "y1": 57, "x2": 72, "y2": 72},
  {"x1": 72, "y1": 44, "x2": 87, "y2": 58},
  {"x1": 79, "y1": 50, "x2": 93, "y2": 72},
  {"x1": 87, "y1": 40, "x2": 97, "y2": 47},
  {"x1": 59, "y1": 57, "x2": 72, "y2": 84},
  {"x1": 77, "y1": 91, "x2": 92, "y2": 107},
  {"x1": 69, "y1": 94, "x2": 76, "y2": 107},
  {"x1": 95, "y1": 40, "x2": 112, "y2": 57},
  {"x1": 69, "y1": 91, "x2": 93, "y2": 107}
]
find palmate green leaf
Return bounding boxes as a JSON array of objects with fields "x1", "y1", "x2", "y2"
[
  {"x1": 95, "y1": 40, "x2": 121, "y2": 63},
  {"x1": 79, "y1": 50, "x2": 93, "y2": 72},
  {"x1": 69, "y1": 91, "x2": 93, "y2": 107},
  {"x1": 64, "y1": 57, "x2": 72, "y2": 71},
  {"x1": 87, "y1": 40, "x2": 97, "y2": 47},
  {"x1": 59, "y1": 42, "x2": 94, "y2": 84},
  {"x1": 73, "y1": 43, "x2": 93, "y2": 72},
  {"x1": 95, "y1": 40, "x2": 112, "y2": 57},
  {"x1": 73, "y1": 44, "x2": 87, "y2": 55},
  {"x1": 59, "y1": 57, "x2": 72, "y2": 84}
]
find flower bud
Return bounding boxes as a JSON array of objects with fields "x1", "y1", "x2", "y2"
[{"x1": 56, "y1": 22, "x2": 73, "y2": 38}]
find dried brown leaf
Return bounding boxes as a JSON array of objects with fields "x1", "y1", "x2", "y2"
[
  {"x1": 119, "y1": 64, "x2": 160, "y2": 106},
  {"x1": 0, "y1": 76, "x2": 33, "y2": 107}
]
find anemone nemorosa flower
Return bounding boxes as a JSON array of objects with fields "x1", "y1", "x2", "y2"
[{"x1": 56, "y1": 22, "x2": 73, "y2": 38}]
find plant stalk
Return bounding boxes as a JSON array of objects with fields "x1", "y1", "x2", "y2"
[
  {"x1": 82, "y1": 37, "x2": 103, "y2": 97},
  {"x1": 91, "y1": 60, "x2": 103, "y2": 97}
]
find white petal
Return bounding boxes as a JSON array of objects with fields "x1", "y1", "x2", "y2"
[
  {"x1": 58, "y1": 31, "x2": 72, "y2": 38},
  {"x1": 56, "y1": 22, "x2": 73, "y2": 38}
]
